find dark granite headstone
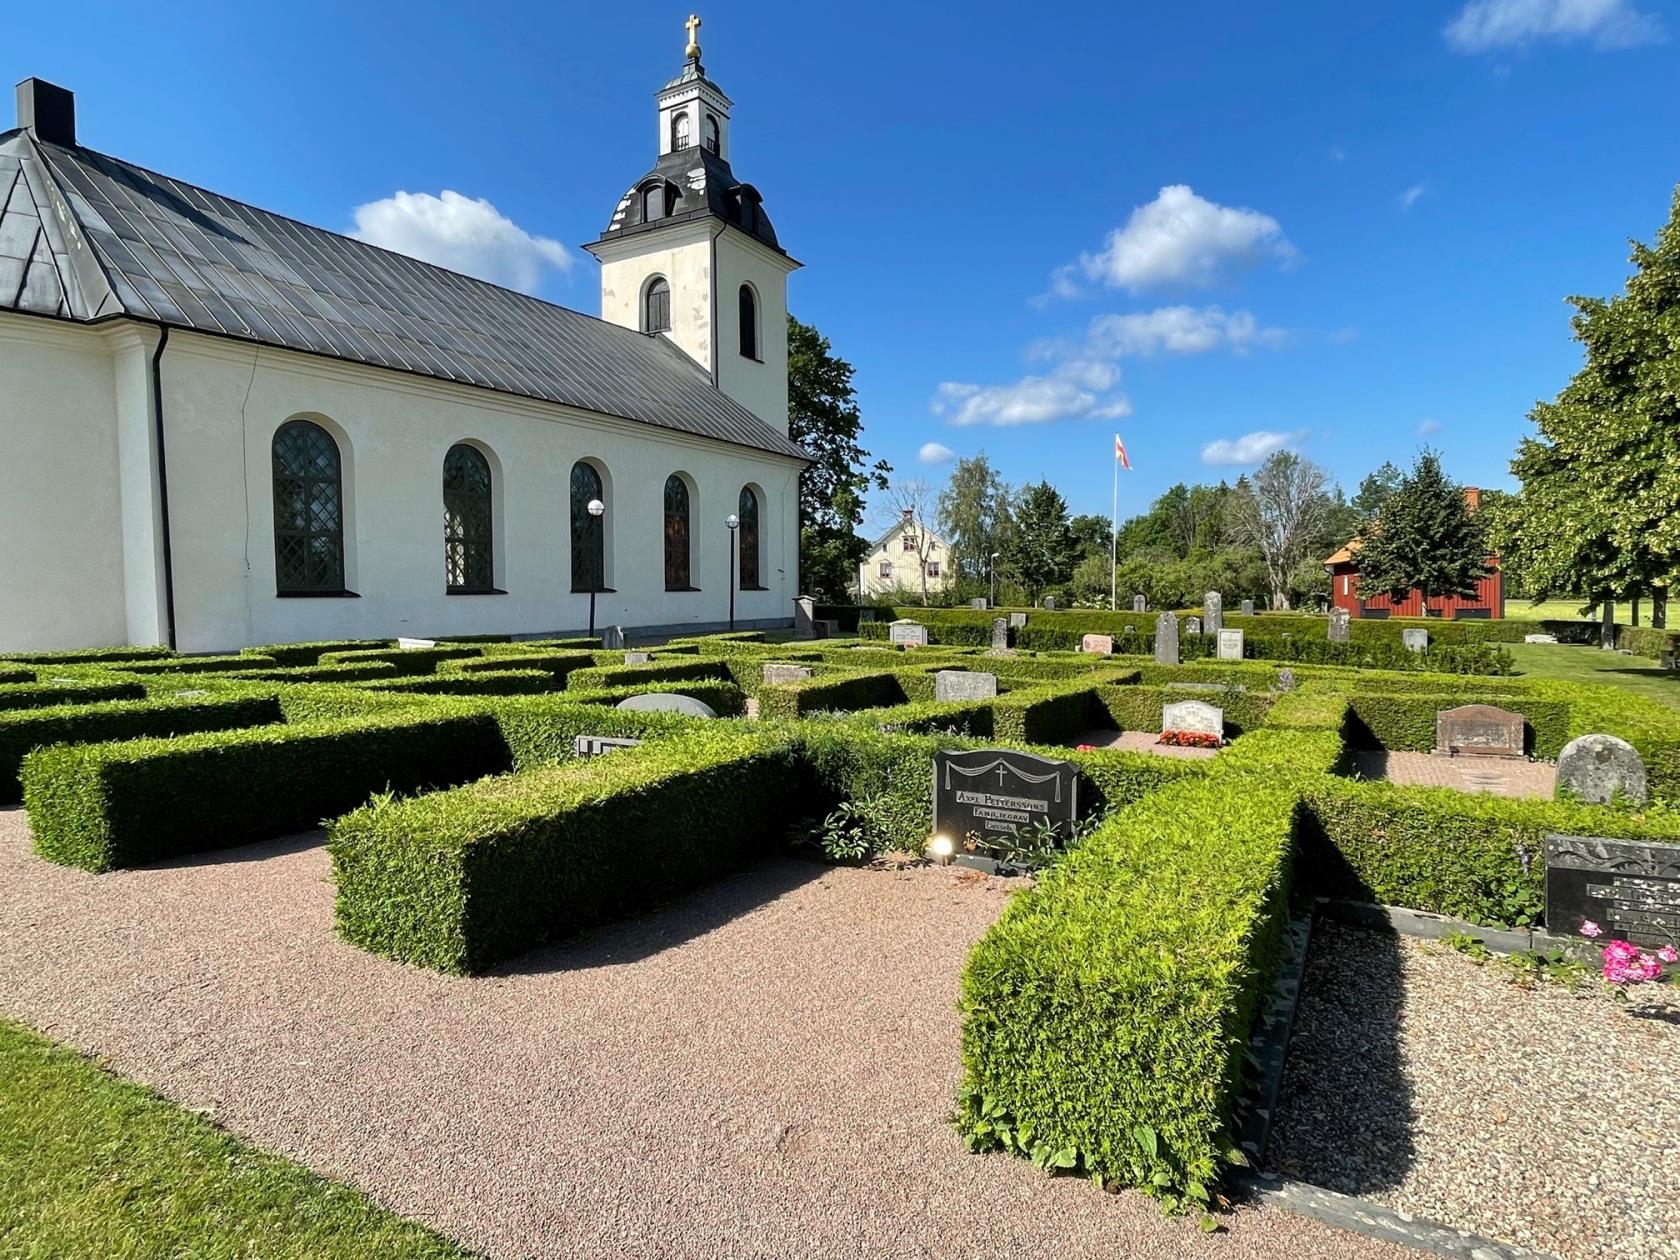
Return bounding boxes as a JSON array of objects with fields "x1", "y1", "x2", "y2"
[
  {"x1": 1435, "y1": 704, "x2": 1525, "y2": 758},
  {"x1": 574, "y1": 734, "x2": 643, "y2": 758},
  {"x1": 933, "y1": 748, "x2": 1079, "y2": 857},
  {"x1": 1544, "y1": 833, "x2": 1680, "y2": 946}
]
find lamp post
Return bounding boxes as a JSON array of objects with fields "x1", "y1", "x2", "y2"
[
  {"x1": 989, "y1": 551, "x2": 1000, "y2": 608},
  {"x1": 586, "y1": 497, "x2": 605, "y2": 637},
  {"x1": 725, "y1": 512, "x2": 740, "y2": 631}
]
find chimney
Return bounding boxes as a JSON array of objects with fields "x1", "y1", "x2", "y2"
[
  {"x1": 1464, "y1": 486, "x2": 1481, "y2": 512},
  {"x1": 16, "y1": 79, "x2": 76, "y2": 147},
  {"x1": 901, "y1": 508, "x2": 913, "y2": 522}
]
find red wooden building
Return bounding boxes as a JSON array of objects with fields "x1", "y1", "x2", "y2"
[{"x1": 1323, "y1": 488, "x2": 1504, "y2": 619}]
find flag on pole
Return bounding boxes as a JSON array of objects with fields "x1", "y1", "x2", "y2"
[{"x1": 1114, "y1": 434, "x2": 1131, "y2": 470}]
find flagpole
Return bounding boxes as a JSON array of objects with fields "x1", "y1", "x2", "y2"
[{"x1": 1110, "y1": 436, "x2": 1119, "y2": 612}]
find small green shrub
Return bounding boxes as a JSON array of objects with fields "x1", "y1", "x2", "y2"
[
  {"x1": 213, "y1": 662, "x2": 403, "y2": 685},
  {"x1": 0, "y1": 646, "x2": 173, "y2": 665},
  {"x1": 243, "y1": 640, "x2": 390, "y2": 667},
  {"x1": 441, "y1": 652, "x2": 597, "y2": 680},
  {"x1": 112, "y1": 655, "x2": 280, "y2": 675},
  {"x1": 757, "y1": 671, "x2": 908, "y2": 719},
  {"x1": 561, "y1": 680, "x2": 748, "y2": 717},
  {"x1": 0, "y1": 681, "x2": 146, "y2": 713},
  {"x1": 356, "y1": 670, "x2": 559, "y2": 697},
  {"x1": 563, "y1": 658, "x2": 733, "y2": 693},
  {"x1": 317, "y1": 646, "x2": 483, "y2": 675}
]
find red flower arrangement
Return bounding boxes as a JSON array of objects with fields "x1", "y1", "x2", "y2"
[{"x1": 1157, "y1": 729, "x2": 1223, "y2": 749}]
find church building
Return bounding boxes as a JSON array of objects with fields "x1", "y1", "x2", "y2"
[{"x1": 0, "y1": 18, "x2": 806, "y2": 652}]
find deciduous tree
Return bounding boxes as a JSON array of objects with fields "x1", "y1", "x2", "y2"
[{"x1": 1224, "y1": 452, "x2": 1331, "y2": 610}]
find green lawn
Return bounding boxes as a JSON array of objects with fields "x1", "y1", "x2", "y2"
[
  {"x1": 1505, "y1": 641, "x2": 1680, "y2": 710},
  {"x1": 1505, "y1": 597, "x2": 1594, "y2": 622},
  {"x1": 0, "y1": 1019, "x2": 476, "y2": 1259}
]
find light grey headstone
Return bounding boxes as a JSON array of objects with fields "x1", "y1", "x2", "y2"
[
  {"x1": 1556, "y1": 734, "x2": 1647, "y2": 806},
  {"x1": 1185, "y1": 616, "x2": 1202, "y2": 636},
  {"x1": 1081, "y1": 633, "x2": 1113, "y2": 656},
  {"x1": 1009, "y1": 612, "x2": 1028, "y2": 629},
  {"x1": 888, "y1": 619, "x2": 929, "y2": 647},
  {"x1": 624, "y1": 651, "x2": 654, "y2": 664},
  {"x1": 1162, "y1": 699, "x2": 1222, "y2": 737},
  {"x1": 1132, "y1": 594, "x2": 1147, "y2": 613},
  {"x1": 615, "y1": 692, "x2": 719, "y2": 718},
  {"x1": 991, "y1": 618, "x2": 1009, "y2": 650},
  {"x1": 970, "y1": 597, "x2": 990, "y2": 610},
  {"x1": 1524, "y1": 633, "x2": 1559, "y2": 644},
  {"x1": 397, "y1": 636, "x2": 437, "y2": 649},
  {"x1": 602, "y1": 625, "x2": 626, "y2": 649},
  {"x1": 1154, "y1": 612, "x2": 1180, "y2": 666},
  {"x1": 574, "y1": 734, "x2": 643, "y2": 758},
  {"x1": 935, "y1": 670, "x2": 999, "y2": 702},
  {"x1": 762, "y1": 663, "x2": 814, "y2": 686},
  {"x1": 1241, "y1": 599, "x2": 1255, "y2": 617},
  {"x1": 1204, "y1": 592, "x2": 1223, "y2": 635},
  {"x1": 1402, "y1": 628, "x2": 1428, "y2": 653},
  {"x1": 792, "y1": 595, "x2": 816, "y2": 640},
  {"x1": 1328, "y1": 608, "x2": 1351, "y2": 642},
  {"x1": 1217, "y1": 628, "x2": 1244, "y2": 661},
  {"x1": 1042, "y1": 596, "x2": 1056, "y2": 610}
]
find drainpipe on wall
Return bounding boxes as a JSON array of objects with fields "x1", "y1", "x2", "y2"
[{"x1": 150, "y1": 325, "x2": 178, "y2": 650}]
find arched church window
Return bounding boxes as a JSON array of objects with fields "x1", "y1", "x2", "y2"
[
  {"x1": 738, "y1": 284, "x2": 758, "y2": 359},
  {"x1": 570, "y1": 461, "x2": 605, "y2": 593},
  {"x1": 643, "y1": 277, "x2": 671, "y2": 333},
  {"x1": 271, "y1": 418, "x2": 345, "y2": 594},
  {"x1": 664, "y1": 473, "x2": 692, "y2": 590},
  {"x1": 672, "y1": 111, "x2": 691, "y2": 151},
  {"x1": 443, "y1": 443, "x2": 493, "y2": 593},
  {"x1": 737, "y1": 485, "x2": 761, "y2": 588},
  {"x1": 704, "y1": 114, "x2": 720, "y2": 154}
]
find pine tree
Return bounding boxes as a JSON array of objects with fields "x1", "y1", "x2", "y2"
[
  {"x1": 1356, "y1": 451, "x2": 1487, "y2": 602},
  {"x1": 1006, "y1": 481, "x2": 1076, "y2": 600}
]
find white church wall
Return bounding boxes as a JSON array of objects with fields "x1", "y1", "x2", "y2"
[
  {"x1": 0, "y1": 316, "x2": 129, "y2": 650},
  {"x1": 161, "y1": 333, "x2": 800, "y2": 652},
  {"x1": 714, "y1": 232, "x2": 792, "y2": 434},
  {"x1": 596, "y1": 221, "x2": 717, "y2": 374}
]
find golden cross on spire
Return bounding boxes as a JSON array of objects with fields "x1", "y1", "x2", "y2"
[{"x1": 684, "y1": 13, "x2": 703, "y2": 61}]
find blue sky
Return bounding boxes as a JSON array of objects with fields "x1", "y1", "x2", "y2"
[{"x1": 8, "y1": 1, "x2": 1678, "y2": 525}]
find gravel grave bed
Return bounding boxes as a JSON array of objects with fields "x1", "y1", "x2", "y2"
[
  {"x1": 0, "y1": 808, "x2": 1413, "y2": 1260},
  {"x1": 1267, "y1": 920, "x2": 1680, "y2": 1260}
]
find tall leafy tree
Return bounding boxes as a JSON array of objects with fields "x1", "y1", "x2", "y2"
[
  {"x1": 1506, "y1": 187, "x2": 1680, "y2": 620},
  {"x1": 1355, "y1": 450, "x2": 1488, "y2": 602},
  {"x1": 1224, "y1": 452, "x2": 1332, "y2": 609},
  {"x1": 1352, "y1": 461, "x2": 1403, "y2": 523},
  {"x1": 1006, "y1": 481, "x2": 1076, "y2": 600},
  {"x1": 938, "y1": 454, "x2": 1013, "y2": 582},
  {"x1": 787, "y1": 316, "x2": 890, "y2": 599},
  {"x1": 1067, "y1": 513, "x2": 1112, "y2": 560}
]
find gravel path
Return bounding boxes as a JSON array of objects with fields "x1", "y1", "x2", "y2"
[
  {"x1": 0, "y1": 807, "x2": 1412, "y2": 1260},
  {"x1": 1269, "y1": 921, "x2": 1680, "y2": 1260}
]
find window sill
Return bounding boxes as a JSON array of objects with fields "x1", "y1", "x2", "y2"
[
  {"x1": 740, "y1": 585, "x2": 769, "y2": 592},
  {"x1": 739, "y1": 353, "x2": 764, "y2": 364},
  {"x1": 447, "y1": 588, "x2": 508, "y2": 596},
  {"x1": 666, "y1": 586, "x2": 704, "y2": 593},
  {"x1": 277, "y1": 589, "x2": 360, "y2": 599},
  {"x1": 571, "y1": 586, "x2": 618, "y2": 595}
]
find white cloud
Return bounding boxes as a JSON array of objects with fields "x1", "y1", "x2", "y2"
[
  {"x1": 1061, "y1": 185, "x2": 1296, "y2": 295},
  {"x1": 932, "y1": 362, "x2": 1132, "y2": 428},
  {"x1": 1418, "y1": 418, "x2": 1443, "y2": 436},
  {"x1": 350, "y1": 190, "x2": 572, "y2": 294},
  {"x1": 918, "y1": 441, "x2": 956, "y2": 466},
  {"x1": 1078, "y1": 306, "x2": 1287, "y2": 357},
  {"x1": 1399, "y1": 183, "x2": 1427, "y2": 211},
  {"x1": 1200, "y1": 430, "x2": 1301, "y2": 467},
  {"x1": 1444, "y1": 0, "x2": 1664, "y2": 52}
]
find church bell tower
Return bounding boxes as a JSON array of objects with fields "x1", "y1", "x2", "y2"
[{"x1": 585, "y1": 15, "x2": 799, "y2": 434}]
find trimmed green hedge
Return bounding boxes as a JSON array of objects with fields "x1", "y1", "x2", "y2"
[
  {"x1": 480, "y1": 637, "x2": 605, "y2": 654},
  {"x1": 23, "y1": 712, "x2": 513, "y2": 871},
  {"x1": 563, "y1": 658, "x2": 733, "y2": 693},
  {"x1": 957, "y1": 777, "x2": 1299, "y2": 1203},
  {"x1": 441, "y1": 652, "x2": 597, "y2": 680},
  {"x1": 992, "y1": 683, "x2": 1103, "y2": 745},
  {"x1": 0, "y1": 681, "x2": 146, "y2": 712},
  {"x1": 244, "y1": 640, "x2": 389, "y2": 667},
  {"x1": 757, "y1": 671, "x2": 908, "y2": 718},
  {"x1": 112, "y1": 655, "x2": 280, "y2": 675},
  {"x1": 1345, "y1": 693, "x2": 1572, "y2": 758},
  {"x1": 213, "y1": 662, "x2": 403, "y2": 685},
  {"x1": 330, "y1": 731, "x2": 801, "y2": 973},
  {"x1": 0, "y1": 646, "x2": 173, "y2": 665},
  {"x1": 356, "y1": 670, "x2": 559, "y2": 697},
  {"x1": 1097, "y1": 684, "x2": 1275, "y2": 737},
  {"x1": 0, "y1": 666, "x2": 34, "y2": 685},
  {"x1": 317, "y1": 646, "x2": 483, "y2": 675},
  {"x1": 0, "y1": 695, "x2": 284, "y2": 803},
  {"x1": 561, "y1": 679, "x2": 748, "y2": 718}
]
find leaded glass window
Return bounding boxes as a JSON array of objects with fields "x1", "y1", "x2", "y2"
[
  {"x1": 664, "y1": 474, "x2": 691, "y2": 590},
  {"x1": 644, "y1": 277, "x2": 671, "y2": 333},
  {"x1": 272, "y1": 419, "x2": 344, "y2": 593},
  {"x1": 570, "y1": 461, "x2": 604, "y2": 593},
  {"x1": 444, "y1": 444, "x2": 493, "y2": 592},
  {"x1": 738, "y1": 485, "x2": 760, "y2": 588}
]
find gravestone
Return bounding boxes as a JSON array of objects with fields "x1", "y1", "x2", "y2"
[
  {"x1": 762, "y1": 662, "x2": 814, "y2": 686},
  {"x1": 615, "y1": 692, "x2": 718, "y2": 718},
  {"x1": 1556, "y1": 734, "x2": 1647, "y2": 806},
  {"x1": 574, "y1": 734, "x2": 642, "y2": 758},
  {"x1": 1185, "y1": 616, "x2": 1202, "y2": 635},
  {"x1": 814, "y1": 619, "x2": 839, "y2": 639},
  {"x1": 1042, "y1": 595, "x2": 1057, "y2": 610},
  {"x1": 1600, "y1": 600, "x2": 1616, "y2": 651},
  {"x1": 1154, "y1": 612, "x2": 1180, "y2": 666},
  {"x1": 792, "y1": 595, "x2": 817, "y2": 640},
  {"x1": 1435, "y1": 704, "x2": 1525, "y2": 758},
  {"x1": 888, "y1": 620, "x2": 929, "y2": 648},
  {"x1": 1217, "y1": 628, "x2": 1245, "y2": 661},
  {"x1": 1402, "y1": 628, "x2": 1428, "y2": 653},
  {"x1": 1544, "y1": 832, "x2": 1680, "y2": 946},
  {"x1": 1009, "y1": 612, "x2": 1028, "y2": 629},
  {"x1": 991, "y1": 618, "x2": 1009, "y2": 651},
  {"x1": 936, "y1": 670, "x2": 999, "y2": 702},
  {"x1": 1524, "y1": 633, "x2": 1559, "y2": 645},
  {"x1": 971, "y1": 598, "x2": 990, "y2": 610},
  {"x1": 1241, "y1": 599, "x2": 1255, "y2": 617},
  {"x1": 1204, "y1": 592, "x2": 1223, "y2": 635},
  {"x1": 1328, "y1": 608, "x2": 1351, "y2": 642},
  {"x1": 1276, "y1": 668, "x2": 1297, "y2": 692},
  {"x1": 1162, "y1": 699, "x2": 1223, "y2": 737},
  {"x1": 624, "y1": 651, "x2": 654, "y2": 665},
  {"x1": 1132, "y1": 595, "x2": 1147, "y2": 613},
  {"x1": 1081, "y1": 633, "x2": 1114, "y2": 656},
  {"x1": 932, "y1": 748, "x2": 1079, "y2": 857},
  {"x1": 602, "y1": 625, "x2": 626, "y2": 649},
  {"x1": 397, "y1": 637, "x2": 437, "y2": 649}
]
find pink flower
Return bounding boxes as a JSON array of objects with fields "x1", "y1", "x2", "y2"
[
  {"x1": 1658, "y1": 945, "x2": 1679, "y2": 965},
  {"x1": 1603, "y1": 939, "x2": 1641, "y2": 964},
  {"x1": 1580, "y1": 920, "x2": 1603, "y2": 939}
]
